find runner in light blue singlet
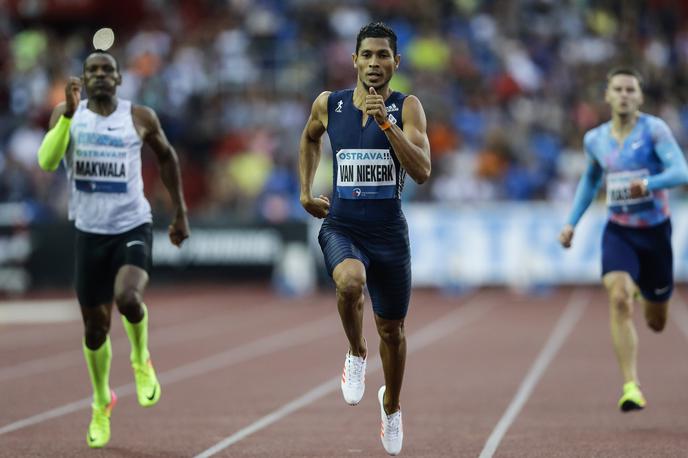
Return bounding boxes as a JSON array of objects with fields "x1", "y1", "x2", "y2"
[{"x1": 560, "y1": 67, "x2": 688, "y2": 413}]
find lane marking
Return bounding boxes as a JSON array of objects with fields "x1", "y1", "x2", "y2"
[
  {"x1": 0, "y1": 313, "x2": 339, "y2": 435},
  {"x1": 0, "y1": 301, "x2": 286, "y2": 383},
  {"x1": 0, "y1": 300, "x2": 80, "y2": 324},
  {"x1": 478, "y1": 290, "x2": 589, "y2": 458},
  {"x1": 193, "y1": 296, "x2": 494, "y2": 458}
]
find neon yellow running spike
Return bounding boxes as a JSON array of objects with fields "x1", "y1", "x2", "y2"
[
  {"x1": 618, "y1": 381, "x2": 646, "y2": 412},
  {"x1": 87, "y1": 390, "x2": 117, "y2": 448},
  {"x1": 132, "y1": 359, "x2": 161, "y2": 407}
]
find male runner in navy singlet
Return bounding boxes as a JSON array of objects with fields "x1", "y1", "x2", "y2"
[{"x1": 298, "y1": 22, "x2": 431, "y2": 456}]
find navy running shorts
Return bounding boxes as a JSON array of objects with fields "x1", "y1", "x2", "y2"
[
  {"x1": 75, "y1": 223, "x2": 153, "y2": 308},
  {"x1": 601, "y1": 219, "x2": 673, "y2": 302},
  {"x1": 318, "y1": 215, "x2": 411, "y2": 320}
]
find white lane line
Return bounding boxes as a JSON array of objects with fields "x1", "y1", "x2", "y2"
[
  {"x1": 0, "y1": 313, "x2": 339, "y2": 436},
  {"x1": 0, "y1": 349, "x2": 82, "y2": 383},
  {"x1": 0, "y1": 303, "x2": 279, "y2": 383},
  {"x1": 193, "y1": 296, "x2": 494, "y2": 458},
  {"x1": 478, "y1": 290, "x2": 589, "y2": 458},
  {"x1": 0, "y1": 300, "x2": 80, "y2": 324}
]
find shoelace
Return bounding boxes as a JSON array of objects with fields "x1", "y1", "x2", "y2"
[
  {"x1": 345, "y1": 354, "x2": 364, "y2": 385},
  {"x1": 383, "y1": 412, "x2": 402, "y2": 440}
]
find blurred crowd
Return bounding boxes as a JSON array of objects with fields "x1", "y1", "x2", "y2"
[{"x1": 2, "y1": 0, "x2": 688, "y2": 224}]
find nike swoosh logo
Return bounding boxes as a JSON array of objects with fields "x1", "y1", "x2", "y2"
[
  {"x1": 88, "y1": 434, "x2": 96, "y2": 443},
  {"x1": 126, "y1": 240, "x2": 144, "y2": 248},
  {"x1": 654, "y1": 286, "x2": 670, "y2": 295},
  {"x1": 146, "y1": 385, "x2": 157, "y2": 401},
  {"x1": 107, "y1": 126, "x2": 122, "y2": 131},
  {"x1": 631, "y1": 141, "x2": 643, "y2": 149}
]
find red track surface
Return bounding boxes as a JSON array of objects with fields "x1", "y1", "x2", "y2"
[{"x1": 2, "y1": 285, "x2": 688, "y2": 457}]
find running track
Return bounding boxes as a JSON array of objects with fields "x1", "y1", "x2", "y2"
[{"x1": 2, "y1": 285, "x2": 688, "y2": 457}]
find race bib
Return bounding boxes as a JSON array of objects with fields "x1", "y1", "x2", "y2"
[
  {"x1": 74, "y1": 147, "x2": 128, "y2": 193},
  {"x1": 606, "y1": 169, "x2": 653, "y2": 214},
  {"x1": 336, "y1": 149, "x2": 397, "y2": 199}
]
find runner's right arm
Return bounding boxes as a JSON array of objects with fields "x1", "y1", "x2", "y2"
[
  {"x1": 37, "y1": 77, "x2": 81, "y2": 171},
  {"x1": 560, "y1": 136, "x2": 603, "y2": 248},
  {"x1": 299, "y1": 91, "x2": 331, "y2": 219},
  {"x1": 565, "y1": 156, "x2": 604, "y2": 228},
  {"x1": 37, "y1": 103, "x2": 70, "y2": 171}
]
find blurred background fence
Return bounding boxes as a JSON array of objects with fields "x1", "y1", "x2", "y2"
[{"x1": 2, "y1": 0, "x2": 688, "y2": 295}]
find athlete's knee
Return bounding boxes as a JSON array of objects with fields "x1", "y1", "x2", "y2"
[
  {"x1": 376, "y1": 319, "x2": 405, "y2": 346},
  {"x1": 608, "y1": 287, "x2": 633, "y2": 318},
  {"x1": 334, "y1": 268, "x2": 365, "y2": 303},
  {"x1": 84, "y1": 319, "x2": 110, "y2": 349},
  {"x1": 114, "y1": 288, "x2": 143, "y2": 317}
]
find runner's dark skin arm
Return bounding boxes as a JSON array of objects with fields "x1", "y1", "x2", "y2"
[
  {"x1": 47, "y1": 76, "x2": 82, "y2": 128},
  {"x1": 132, "y1": 105, "x2": 190, "y2": 246},
  {"x1": 299, "y1": 91, "x2": 331, "y2": 218},
  {"x1": 48, "y1": 103, "x2": 68, "y2": 127},
  {"x1": 366, "y1": 90, "x2": 430, "y2": 183}
]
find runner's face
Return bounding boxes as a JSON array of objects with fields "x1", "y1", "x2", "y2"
[
  {"x1": 605, "y1": 74, "x2": 643, "y2": 116},
  {"x1": 83, "y1": 54, "x2": 121, "y2": 98},
  {"x1": 353, "y1": 37, "x2": 399, "y2": 91}
]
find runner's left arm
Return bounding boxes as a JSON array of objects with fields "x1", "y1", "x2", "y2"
[
  {"x1": 646, "y1": 118, "x2": 688, "y2": 190},
  {"x1": 382, "y1": 95, "x2": 431, "y2": 184},
  {"x1": 133, "y1": 105, "x2": 190, "y2": 246}
]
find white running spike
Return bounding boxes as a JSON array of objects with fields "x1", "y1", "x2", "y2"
[{"x1": 341, "y1": 351, "x2": 366, "y2": 405}]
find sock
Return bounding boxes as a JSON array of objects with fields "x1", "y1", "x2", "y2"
[
  {"x1": 121, "y1": 303, "x2": 150, "y2": 365},
  {"x1": 83, "y1": 337, "x2": 112, "y2": 407}
]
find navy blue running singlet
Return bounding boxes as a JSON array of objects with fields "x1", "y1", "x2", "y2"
[{"x1": 318, "y1": 88, "x2": 412, "y2": 320}]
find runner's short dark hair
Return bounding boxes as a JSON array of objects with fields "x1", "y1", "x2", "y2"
[
  {"x1": 83, "y1": 50, "x2": 120, "y2": 73},
  {"x1": 356, "y1": 22, "x2": 397, "y2": 56},
  {"x1": 606, "y1": 66, "x2": 643, "y2": 87}
]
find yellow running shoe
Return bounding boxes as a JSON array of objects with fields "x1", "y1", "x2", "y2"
[
  {"x1": 132, "y1": 359, "x2": 161, "y2": 407},
  {"x1": 87, "y1": 390, "x2": 117, "y2": 448},
  {"x1": 618, "y1": 381, "x2": 646, "y2": 412}
]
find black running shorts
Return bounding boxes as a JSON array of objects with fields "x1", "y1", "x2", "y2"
[
  {"x1": 318, "y1": 215, "x2": 411, "y2": 320},
  {"x1": 75, "y1": 223, "x2": 153, "y2": 307}
]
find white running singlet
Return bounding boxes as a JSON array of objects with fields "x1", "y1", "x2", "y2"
[{"x1": 65, "y1": 99, "x2": 152, "y2": 234}]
